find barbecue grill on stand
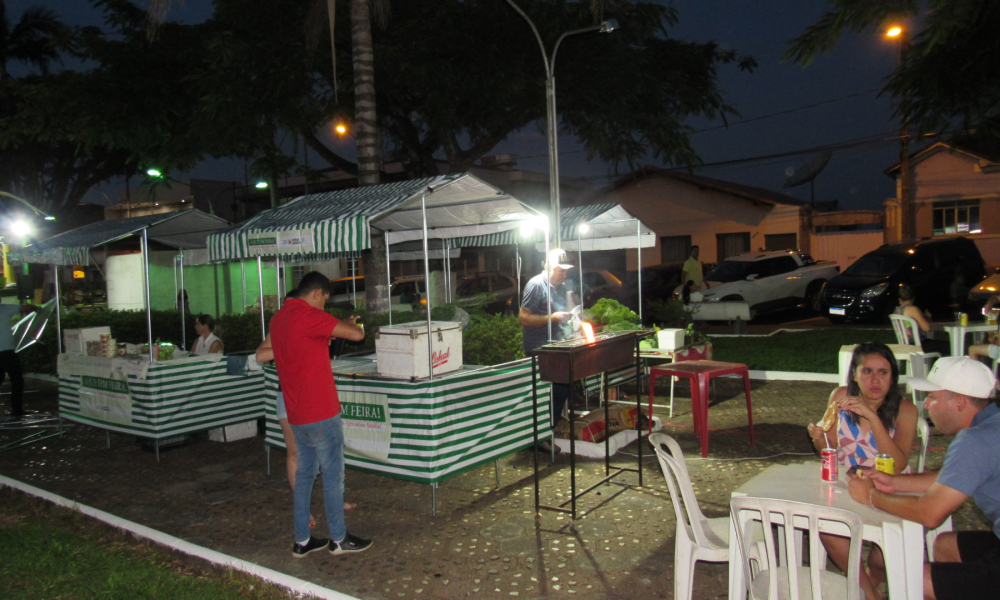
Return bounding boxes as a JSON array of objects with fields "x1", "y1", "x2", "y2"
[{"x1": 531, "y1": 329, "x2": 653, "y2": 521}]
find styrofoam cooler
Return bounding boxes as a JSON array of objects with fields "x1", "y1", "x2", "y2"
[
  {"x1": 376, "y1": 321, "x2": 463, "y2": 379},
  {"x1": 656, "y1": 328, "x2": 684, "y2": 349}
]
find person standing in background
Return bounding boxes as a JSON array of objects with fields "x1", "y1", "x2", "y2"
[
  {"x1": 682, "y1": 245, "x2": 708, "y2": 291},
  {"x1": 0, "y1": 302, "x2": 38, "y2": 418}
]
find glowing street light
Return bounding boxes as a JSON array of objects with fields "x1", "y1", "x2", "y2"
[
  {"x1": 334, "y1": 122, "x2": 348, "y2": 136},
  {"x1": 147, "y1": 168, "x2": 163, "y2": 177},
  {"x1": 254, "y1": 181, "x2": 269, "y2": 189},
  {"x1": 886, "y1": 26, "x2": 902, "y2": 38},
  {"x1": 9, "y1": 219, "x2": 32, "y2": 238}
]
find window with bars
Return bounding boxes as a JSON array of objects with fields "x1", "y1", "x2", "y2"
[
  {"x1": 716, "y1": 232, "x2": 751, "y2": 260},
  {"x1": 933, "y1": 200, "x2": 981, "y2": 235},
  {"x1": 660, "y1": 235, "x2": 691, "y2": 262}
]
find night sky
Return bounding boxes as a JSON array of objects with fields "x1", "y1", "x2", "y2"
[{"x1": 9, "y1": 1, "x2": 902, "y2": 211}]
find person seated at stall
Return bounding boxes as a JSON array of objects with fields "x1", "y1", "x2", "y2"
[
  {"x1": 969, "y1": 293, "x2": 1000, "y2": 367},
  {"x1": 191, "y1": 314, "x2": 223, "y2": 355},
  {"x1": 895, "y1": 284, "x2": 950, "y2": 356},
  {"x1": 808, "y1": 341, "x2": 919, "y2": 600}
]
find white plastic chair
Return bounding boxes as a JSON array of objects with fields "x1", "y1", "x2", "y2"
[
  {"x1": 915, "y1": 416, "x2": 930, "y2": 474},
  {"x1": 731, "y1": 496, "x2": 863, "y2": 600},
  {"x1": 649, "y1": 433, "x2": 731, "y2": 600}
]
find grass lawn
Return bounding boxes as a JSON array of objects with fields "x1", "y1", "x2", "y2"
[
  {"x1": 709, "y1": 327, "x2": 897, "y2": 373},
  {"x1": 0, "y1": 488, "x2": 303, "y2": 600}
]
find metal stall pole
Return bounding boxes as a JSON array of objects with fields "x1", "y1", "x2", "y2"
[
  {"x1": 385, "y1": 244, "x2": 392, "y2": 326},
  {"x1": 172, "y1": 256, "x2": 178, "y2": 309},
  {"x1": 350, "y1": 258, "x2": 357, "y2": 307},
  {"x1": 179, "y1": 250, "x2": 186, "y2": 352},
  {"x1": 516, "y1": 246, "x2": 521, "y2": 309},
  {"x1": 636, "y1": 220, "x2": 643, "y2": 323},
  {"x1": 53, "y1": 265, "x2": 62, "y2": 354},
  {"x1": 577, "y1": 226, "x2": 584, "y2": 306},
  {"x1": 257, "y1": 256, "x2": 266, "y2": 340},
  {"x1": 240, "y1": 260, "x2": 247, "y2": 310},
  {"x1": 420, "y1": 194, "x2": 435, "y2": 380},
  {"x1": 141, "y1": 229, "x2": 154, "y2": 364},
  {"x1": 444, "y1": 239, "x2": 452, "y2": 303},
  {"x1": 544, "y1": 226, "x2": 552, "y2": 342},
  {"x1": 276, "y1": 256, "x2": 282, "y2": 310}
]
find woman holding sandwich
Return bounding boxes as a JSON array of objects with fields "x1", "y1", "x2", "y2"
[{"x1": 806, "y1": 341, "x2": 918, "y2": 600}]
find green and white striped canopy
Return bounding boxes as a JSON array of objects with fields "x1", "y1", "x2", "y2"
[
  {"x1": 8, "y1": 210, "x2": 229, "y2": 266},
  {"x1": 207, "y1": 173, "x2": 538, "y2": 261},
  {"x1": 451, "y1": 204, "x2": 656, "y2": 251}
]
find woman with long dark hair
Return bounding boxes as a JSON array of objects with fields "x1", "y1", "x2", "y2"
[{"x1": 807, "y1": 341, "x2": 918, "y2": 600}]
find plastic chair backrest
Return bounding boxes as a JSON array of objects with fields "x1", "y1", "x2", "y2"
[
  {"x1": 889, "y1": 314, "x2": 922, "y2": 348},
  {"x1": 916, "y1": 416, "x2": 929, "y2": 474},
  {"x1": 650, "y1": 433, "x2": 717, "y2": 550},
  {"x1": 731, "y1": 497, "x2": 863, "y2": 600},
  {"x1": 650, "y1": 431, "x2": 689, "y2": 477}
]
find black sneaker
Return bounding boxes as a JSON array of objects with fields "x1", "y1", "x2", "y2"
[
  {"x1": 292, "y1": 536, "x2": 329, "y2": 558},
  {"x1": 330, "y1": 533, "x2": 372, "y2": 555}
]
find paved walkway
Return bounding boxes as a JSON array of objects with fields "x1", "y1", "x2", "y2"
[{"x1": 0, "y1": 377, "x2": 982, "y2": 600}]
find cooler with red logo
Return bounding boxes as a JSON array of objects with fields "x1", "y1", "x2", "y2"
[{"x1": 375, "y1": 321, "x2": 463, "y2": 379}]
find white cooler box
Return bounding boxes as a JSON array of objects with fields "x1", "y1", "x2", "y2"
[
  {"x1": 63, "y1": 327, "x2": 112, "y2": 355},
  {"x1": 656, "y1": 328, "x2": 684, "y2": 350},
  {"x1": 376, "y1": 321, "x2": 462, "y2": 379}
]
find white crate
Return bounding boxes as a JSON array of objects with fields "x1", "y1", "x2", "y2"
[
  {"x1": 208, "y1": 420, "x2": 257, "y2": 442},
  {"x1": 656, "y1": 328, "x2": 685, "y2": 350},
  {"x1": 63, "y1": 327, "x2": 111, "y2": 355},
  {"x1": 376, "y1": 321, "x2": 463, "y2": 379}
]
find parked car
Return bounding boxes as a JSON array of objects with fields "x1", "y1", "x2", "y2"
[
  {"x1": 389, "y1": 275, "x2": 427, "y2": 311},
  {"x1": 618, "y1": 261, "x2": 687, "y2": 313},
  {"x1": 455, "y1": 272, "x2": 519, "y2": 314},
  {"x1": 678, "y1": 250, "x2": 839, "y2": 316},
  {"x1": 327, "y1": 276, "x2": 365, "y2": 310},
  {"x1": 580, "y1": 269, "x2": 625, "y2": 308},
  {"x1": 820, "y1": 236, "x2": 987, "y2": 322}
]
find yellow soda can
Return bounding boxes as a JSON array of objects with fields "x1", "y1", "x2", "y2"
[{"x1": 875, "y1": 454, "x2": 894, "y2": 475}]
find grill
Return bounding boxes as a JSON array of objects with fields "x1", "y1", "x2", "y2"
[{"x1": 535, "y1": 330, "x2": 643, "y2": 384}]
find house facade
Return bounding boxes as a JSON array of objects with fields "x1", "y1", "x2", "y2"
[
  {"x1": 886, "y1": 142, "x2": 1000, "y2": 241},
  {"x1": 582, "y1": 167, "x2": 810, "y2": 270}
]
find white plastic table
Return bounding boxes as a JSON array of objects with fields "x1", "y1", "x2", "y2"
[
  {"x1": 728, "y1": 462, "x2": 924, "y2": 600},
  {"x1": 932, "y1": 321, "x2": 996, "y2": 357}
]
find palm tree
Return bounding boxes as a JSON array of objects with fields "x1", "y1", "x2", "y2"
[{"x1": 0, "y1": 0, "x2": 65, "y2": 81}]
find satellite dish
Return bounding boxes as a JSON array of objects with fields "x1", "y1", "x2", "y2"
[{"x1": 783, "y1": 150, "x2": 832, "y2": 206}]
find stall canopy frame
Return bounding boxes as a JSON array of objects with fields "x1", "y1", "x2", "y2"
[
  {"x1": 205, "y1": 173, "x2": 542, "y2": 376},
  {"x1": 449, "y1": 203, "x2": 655, "y2": 319},
  {"x1": 8, "y1": 210, "x2": 231, "y2": 363}
]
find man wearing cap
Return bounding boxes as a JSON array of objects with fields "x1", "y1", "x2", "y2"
[
  {"x1": 520, "y1": 248, "x2": 576, "y2": 452},
  {"x1": 848, "y1": 356, "x2": 1000, "y2": 600}
]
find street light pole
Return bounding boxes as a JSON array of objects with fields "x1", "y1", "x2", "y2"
[
  {"x1": 504, "y1": 1, "x2": 615, "y2": 247},
  {"x1": 887, "y1": 26, "x2": 913, "y2": 240}
]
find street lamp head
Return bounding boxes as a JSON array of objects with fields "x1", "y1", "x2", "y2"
[
  {"x1": 44, "y1": 215, "x2": 56, "y2": 221},
  {"x1": 886, "y1": 26, "x2": 903, "y2": 38},
  {"x1": 255, "y1": 181, "x2": 269, "y2": 189},
  {"x1": 147, "y1": 168, "x2": 163, "y2": 177},
  {"x1": 334, "y1": 122, "x2": 348, "y2": 136},
  {"x1": 578, "y1": 223, "x2": 591, "y2": 234},
  {"x1": 600, "y1": 19, "x2": 618, "y2": 34},
  {"x1": 9, "y1": 219, "x2": 32, "y2": 239}
]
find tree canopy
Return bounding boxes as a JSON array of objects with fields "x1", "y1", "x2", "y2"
[
  {"x1": 1, "y1": 0, "x2": 757, "y2": 214},
  {"x1": 786, "y1": 1, "x2": 1000, "y2": 148}
]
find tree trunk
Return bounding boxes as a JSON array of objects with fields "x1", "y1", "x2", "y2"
[
  {"x1": 350, "y1": 0, "x2": 389, "y2": 314},
  {"x1": 350, "y1": 0, "x2": 380, "y2": 187}
]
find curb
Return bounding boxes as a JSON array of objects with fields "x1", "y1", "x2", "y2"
[{"x1": 0, "y1": 475, "x2": 359, "y2": 600}]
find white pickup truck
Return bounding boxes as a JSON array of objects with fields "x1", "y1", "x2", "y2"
[{"x1": 675, "y1": 250, "x2": 839, "y2": 317}]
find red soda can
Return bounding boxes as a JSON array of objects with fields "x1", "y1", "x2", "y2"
[{"x1": 821, "y1": 448, "x2": 838, "y2": 481}]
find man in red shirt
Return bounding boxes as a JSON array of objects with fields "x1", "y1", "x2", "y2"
[{"x1": 270, "y1": 271, "x2": 371, "y2": 558}]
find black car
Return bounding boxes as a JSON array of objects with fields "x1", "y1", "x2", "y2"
[{"x1": 820, "y1": 237, "x2": 986, "y2": 322}]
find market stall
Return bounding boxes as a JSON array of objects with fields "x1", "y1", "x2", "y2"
[
  {"x1": 207, "y1": 173, "x2": 553, "y2": 507},
  {"x1": 7, "y1": 211, "x2": 257, "y2": 457},
  {"x1": 261, "y1": 358, "x2": 550, "y2": 514}
]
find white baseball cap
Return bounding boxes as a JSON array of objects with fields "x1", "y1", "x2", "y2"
[
  {"x1": 547, "y1": 248, "x2": 575, "y2": 270},
  {"x1": 909, "y1": 356, "x2": 997, "y2": 399}
]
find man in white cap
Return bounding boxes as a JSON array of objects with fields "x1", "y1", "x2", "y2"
[
  {"x1": 520, "y1": 248, "x2": 577, "y2": 452},
  {"x1": 848, "y1": 356, "x2": 1000, "y2": 600}
]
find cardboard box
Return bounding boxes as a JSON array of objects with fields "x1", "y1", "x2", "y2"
[
  {"x1": 376, "y1": 321, "x2": 463, "y2": 379},
  {"x1": 63, "y1": 327, "x2": 112, "y2": 355},
  {"x1": 553, "y1": 419, "x2": 607, "y2": 443},
  {"x1": 656, "y1": 329, "x2": 685, "y2": 350},
  {"x1": 208, "y1": 421, "x2": 257, "y2": 442}
]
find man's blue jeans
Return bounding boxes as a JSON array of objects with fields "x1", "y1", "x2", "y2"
[{"x1": 290, "y1": 415, "x2": 346, "y2": 544}]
